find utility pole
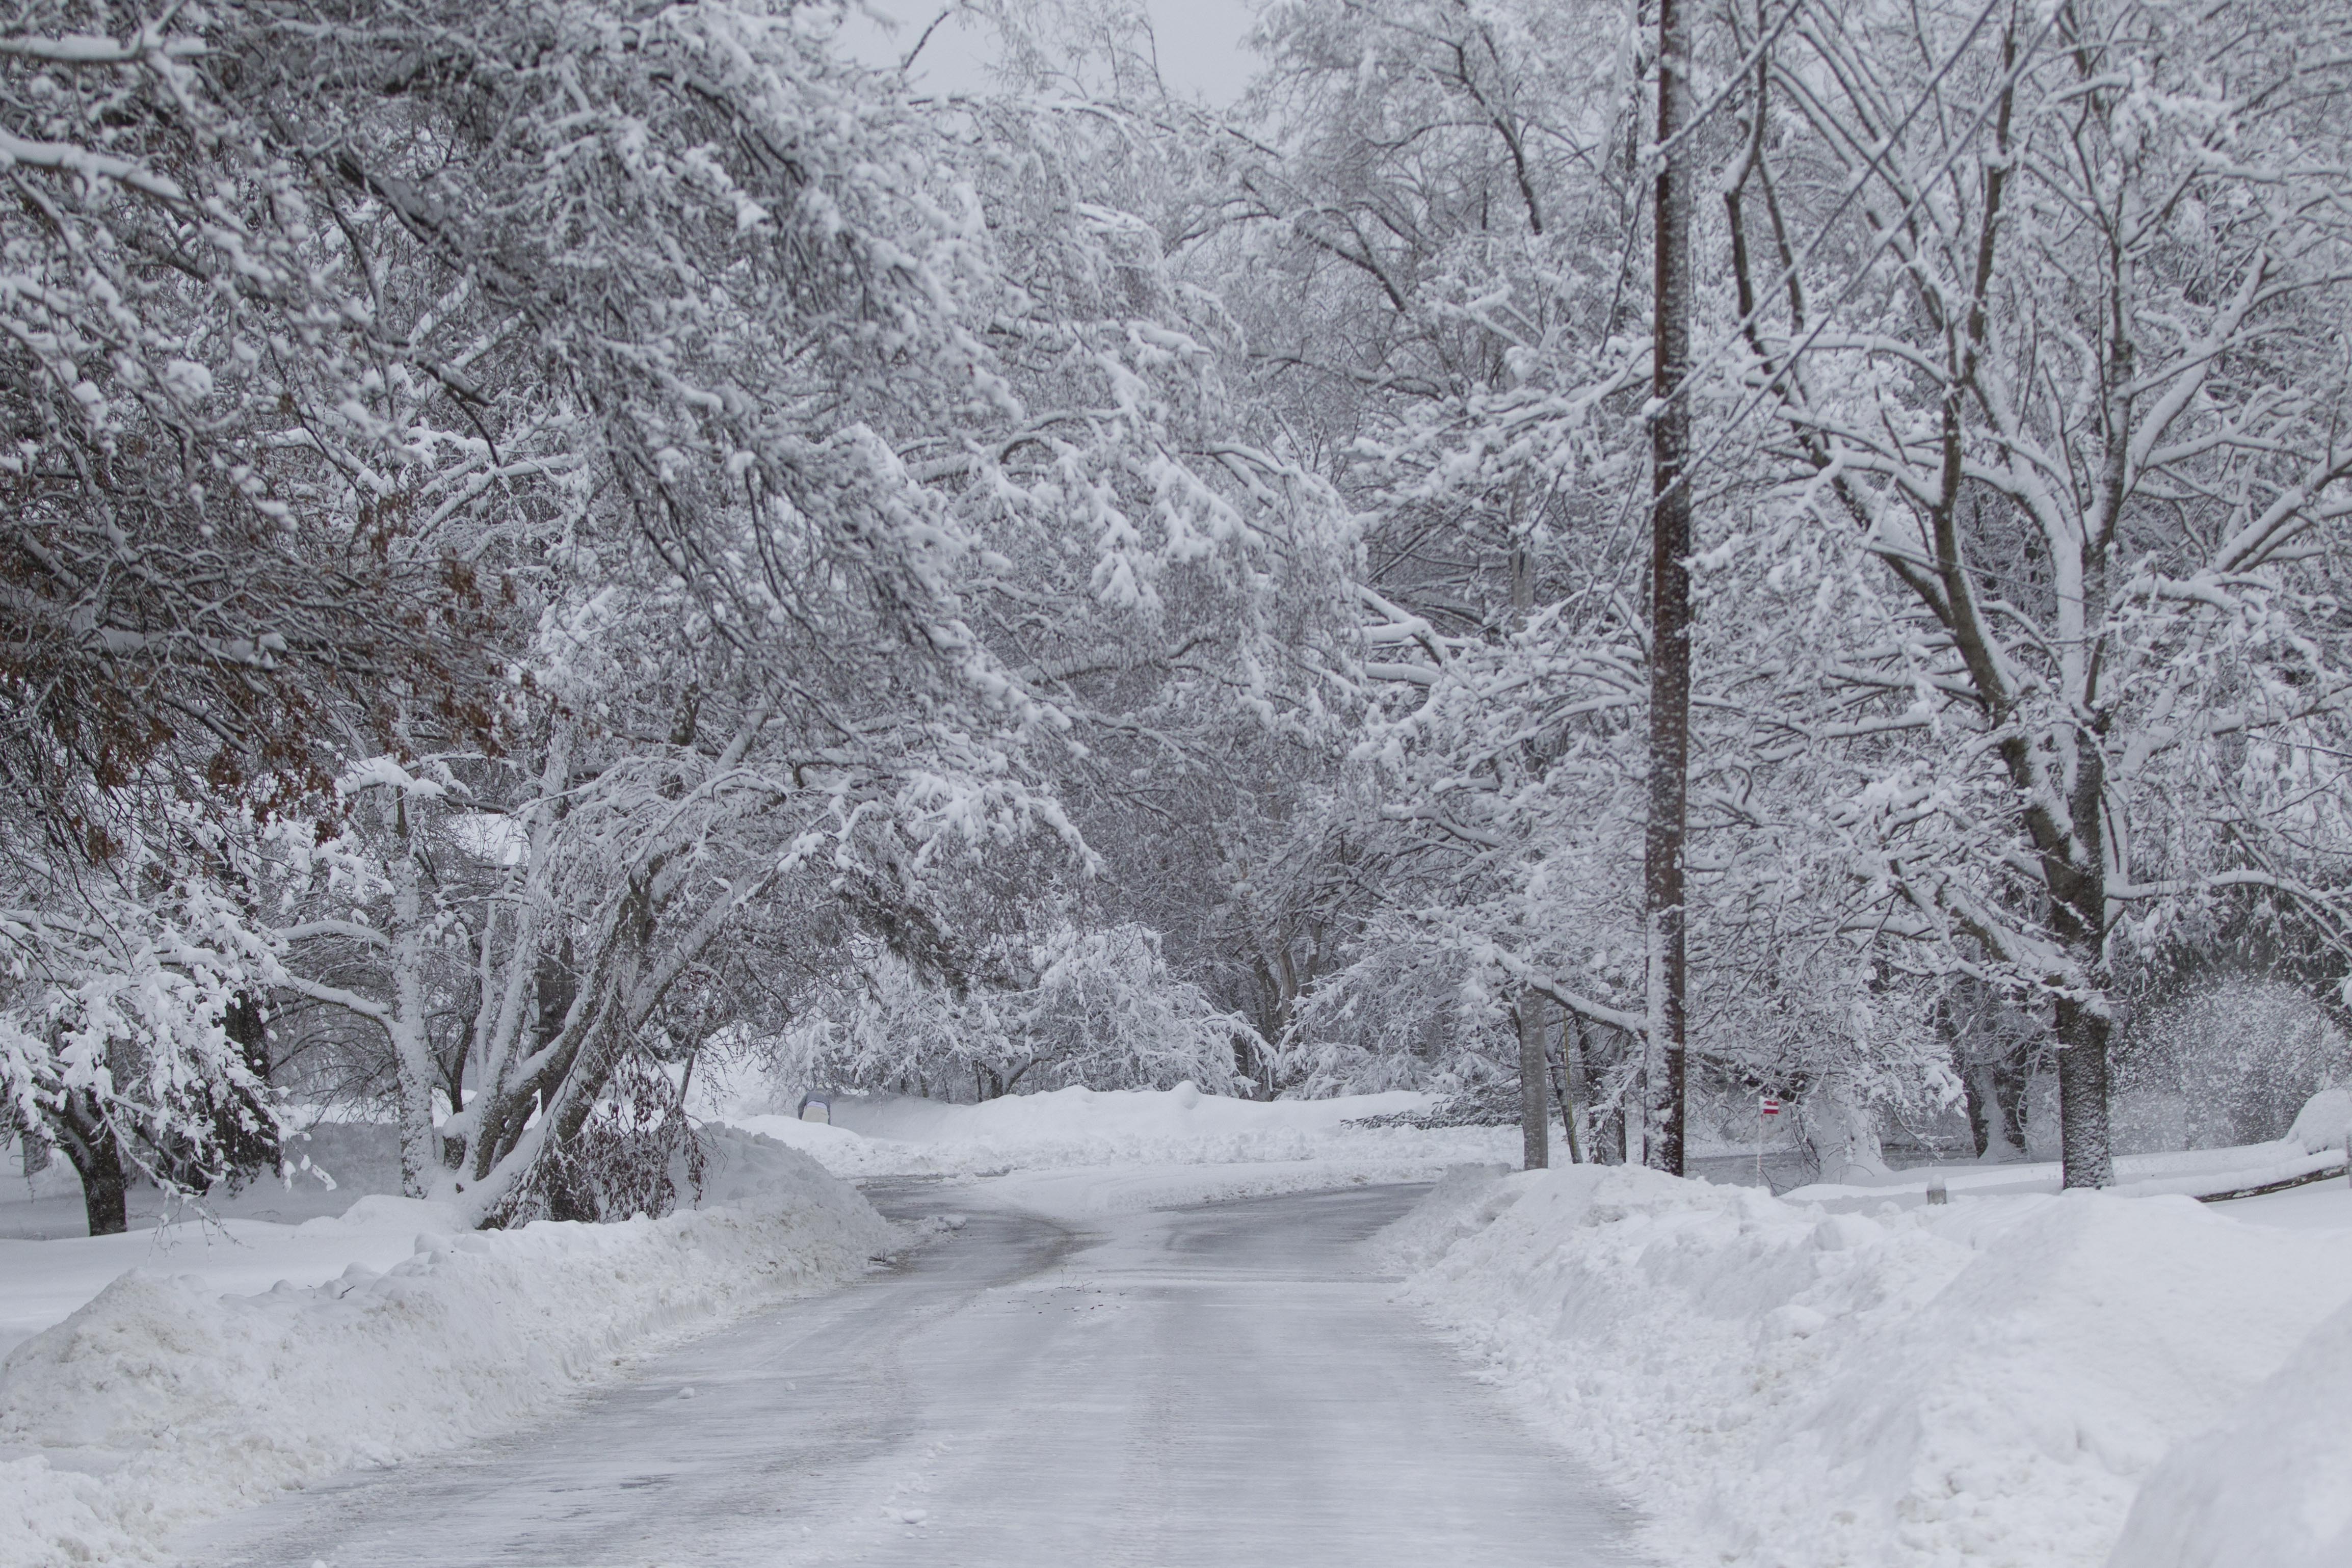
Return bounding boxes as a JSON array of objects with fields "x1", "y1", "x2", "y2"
[
  {"x1": 1643, "y1": 0, "x2": 1693, "y2": 1177},
  {"x1": 1519, "y1": 994, "x2": 1550, "y2": 1171}
]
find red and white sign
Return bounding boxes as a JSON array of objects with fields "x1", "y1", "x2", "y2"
[{"x1": 1759, "y1": 1097, "x2": 1782, "y2": 1118}]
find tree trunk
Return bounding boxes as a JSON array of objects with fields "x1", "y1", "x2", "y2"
[
  {"x1": 1993, "y1": 1059, "x2": 2027, "y2": 1158},
  {"x1": 75, "y1": 1133, "x2": 128, "y2": 1238},
  {"x1": 440, "y1": 1050, "x2": 468, "y2": 1169},
  {"x1": 2048, "y1": 727, "x2": 2115, "y2": 1189},
  {"x1": 1554, "y1": 1014, "x2": 1587, "y2": 1164},
  {"x1": 1816, "y1": 1074, "x2": 1889, "y2": 1182},
  {"x1": 1642, "y1": 0, "x2": 1694, "y2": 1177},
  {"x1": 207, "y1": 991, "x2": 282, "y2": 1185},
  {"x1": 389, "y1": 803, "x2": 438, "y2": 1199},
  {"x1": 2056, "y1": 995, "x2": 2114, "y2": 1188},
  {"x1": 50, "y1": 1091, "x2": 129, "y2": 1237},
  {"x1": 222, "y1": 992, "x2": 269, "y2": 1076},
  {"x1": 487, "y1": 854, "x2": 777, "y2": 1204},
  {"x1": 1965, "y1": 1058, "x2": 2028, "y2": 1160},
  {"x1": 1518, "y1": 995, "x2": 1550, "y2": 1171},
  {"x1": 1962, "y1": 1058, "x2": 1991, "y2": 1157},
  {"x1": 1588, "y1": 1022, "x2": 1628, "y2": 1165},
  {"x1": 469, "y1": 937, "x2": 578, "y2": 1183}
]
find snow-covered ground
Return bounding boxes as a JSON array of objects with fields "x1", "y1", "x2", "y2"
[
  {"x1": 14, "y1": 1080, "x2": 2352, "y2": 1568},
  {"x1": 727, "y1": 1082, "x2": 1519, "y2": 1205},
  {"x1": 0, "y1": 1129, "x2": 893, "y2": 1568},
  {"x1": 0, "y1": 1195, "x2": 455, "y2": 1367},
  {"x1": 1782, "y1": 1090, "x2": 2352, "y2": 1212},
  {"x1": 1380, "y1": 1151, "x2": 2352, "y2": 1568},
  {"x1": 0, "y1": 1085, "x2": 1512, "y2": 1568},
  {"x1": 169, "y1": 1186, "x2": 1645, "y2": 1568},
  {"x1": 707, "y1": 1082, "x2": 2352, "y2": 1565},
  {"x1": 723, "y1": 1081, "x2": 1553, "y2": 1218}
]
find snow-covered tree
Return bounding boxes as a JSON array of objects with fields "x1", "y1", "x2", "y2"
[
  {"x1": 179, "y1": 0, "x2": 1357, "y2": 1219},
  {"x1": 1729, "y1": 0, "x2": 2352, "y2": 1184},
  {"x1": 0, "y1": 1, "x2": 507, "y2": 1227},
  {"x1": 777, "y1": 919, "x2": 1246, "y2": 1100}
]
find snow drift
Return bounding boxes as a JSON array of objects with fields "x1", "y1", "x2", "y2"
[
  {"x1": 0, "y1": 1127, "x2": 892, "y2": 1568},
  {"x1": 2106, "y1": 1288, "x2": 2352, "y2": 1567},
  {"x1": 1383, "y1": 1163, "x2": 2352, "y2": 1568}
]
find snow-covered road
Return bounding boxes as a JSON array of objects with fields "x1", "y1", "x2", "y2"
[{"x1": 175, "y1": 1183, "x2": 1646, "y2": 1568}]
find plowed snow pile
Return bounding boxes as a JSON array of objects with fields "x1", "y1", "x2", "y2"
[
  {"x1": 1383, "y1": 1164, "x2": 2352, "y2": 1568},
  {"x1": 0, "y1": 1128, "x2": 892, "y2": 1568},
  {"x1": 2108, "y1": 1287, "x2": 2352, "y2": 1567}
]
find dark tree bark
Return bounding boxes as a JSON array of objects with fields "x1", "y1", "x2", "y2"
[
  {"x1": 49, "y1": 1090, "x2": 129, "y2": 1237},
  {"x1": 2048, "y1": 732, "x2": 2116, "y2": 1188},
  {"x1": 222, "y1": 992, "x2": 269, "y2": 1071},
  {"x1": 1993, "y1": 1062, "x2": 2027, "y2": 1157},
  {"x1": 470, "y1": 936, "x2": 578, "y2": 1183},
  {"x1": 201, "y1": 992, "x2": 283, "y2": 1191},
  {"x1": 1960, "y1": 1058, "x2": 1989, "y2": 1157},
  {"x1": 74, "y1": 1134, "x2": 128, "y2": 1238},
  {"x1": 2055, "y1": 997, "x2": 2114, "y2": 1187},
  {"x1": 1518, "y1": 995, "x2": 1550, "y2": 1171},
  {"x1": 1642, "y1": 0, "x2": 1694, "y2": 1177}
]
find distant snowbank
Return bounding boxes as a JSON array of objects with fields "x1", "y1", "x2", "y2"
[
  {"x1": 980, "y1": 1157, "x2": 1472, "y2": 1219},
  {"x1": 732, "y1": 1082, "x2": 1516, "y2": 1185},
  {"x1": 0, "y1": 1128, "x2": 892, "y2": 1568},
  {"x1": 1785, "y1": 1088, "x2": 2352, "y2": 1210},
  {"x1": 1382, "y1": 1163, "x2": 2352, "y2": 1568},
  {"x1": 836, "y1": 1082, "x2": 1431, "y2": 1142}
]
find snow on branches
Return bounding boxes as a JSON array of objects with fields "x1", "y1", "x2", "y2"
[{"x1": 0, "y1": 0, "x2": 1352, "y2": 1224}]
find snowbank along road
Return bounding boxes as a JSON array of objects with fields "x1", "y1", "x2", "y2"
[{"x1": 175, "y1": 1183, "x2": 1648, "y2": 1567}]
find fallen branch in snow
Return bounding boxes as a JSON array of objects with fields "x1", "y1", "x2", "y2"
[{"x1": 2196, "y1": 1163, "x2": 2350, "y2": 1205}]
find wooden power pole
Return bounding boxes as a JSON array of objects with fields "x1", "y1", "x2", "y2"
[
  {"x1": 1643, "y1": 0, "x2": 1693, "y2": 1176},
  {"x1": 1519, "y1": 994, "x2": 1550, "y2": 1171}
]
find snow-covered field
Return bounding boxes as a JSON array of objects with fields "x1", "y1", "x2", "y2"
[
  {"x1": 0, "y1": 1129, "x2": 893, "y2": 1568},
  {"x1": 1381, "y1": 1152, "x2": 2352, "y2": 1568}
]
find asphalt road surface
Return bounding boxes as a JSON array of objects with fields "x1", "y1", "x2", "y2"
[{"x1": 175, "y1": 1183, "x2": 1648, "y2": 1568}]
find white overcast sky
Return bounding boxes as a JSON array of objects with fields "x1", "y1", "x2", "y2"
[{"x1": 838, "y1": 0, "x2": 1261, "y2": 104}]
